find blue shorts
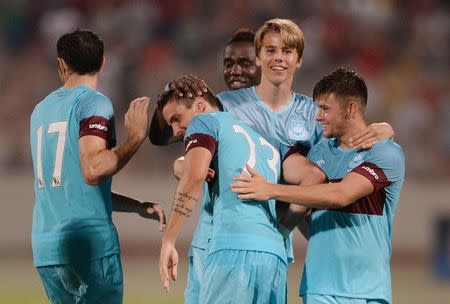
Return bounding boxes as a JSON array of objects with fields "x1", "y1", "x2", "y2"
[
  {"x1": 36, "y1": 254, "x2": 123, "y2": 304},
  {"x1": 200, "y1": 249, "x2": 287, "y2": 304},
  {"x1": 302, "y1": 294, "x2": 389, "y2": 304},
  {"x1": 184, "y1": 246, "x2": 207, "y2": 304}
]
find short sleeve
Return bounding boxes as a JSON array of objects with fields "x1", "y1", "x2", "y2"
[
  {"x1": 75, "y1": 92, "x2": 115, "y2": 145},
  {"x1": 184, "y1": 114, "x2": 220, "y2": 155},
  {"x1": 352, "y1": 141, "x2": 405, "y2": 191},
  {"x1": 283, "y1": 142, "x2": 311, "y2": 160}
]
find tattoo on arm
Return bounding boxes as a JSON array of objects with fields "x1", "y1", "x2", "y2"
[{"x1": 172, "y1": 192, "x2": 198, "y2": 218}]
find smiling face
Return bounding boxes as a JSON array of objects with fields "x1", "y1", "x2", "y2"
[
  {"x1": 256, "y1": 31, "x2": 301, "y2": 87},
  {"x1": 162, "y1": 98, "x2": 198, "y2": 138},
  {"x1": 315, "y1": 93, "x2": 348, "y2": 138},
  {"x1": 223, "y1": 41, "x2": 260, "y2": 90}
]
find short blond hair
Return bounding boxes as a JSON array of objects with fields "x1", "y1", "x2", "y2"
[{"x1": 255, "y1": 18, "x2": 305, "y2": 61}]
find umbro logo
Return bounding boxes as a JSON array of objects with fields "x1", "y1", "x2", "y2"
[
  {"x1": 89, "y1": 123, "x2": 107, "y2": 131},
  {"x1": 186, "y1": 139, "x2": 198, "y2": 151},
  {"x1": 362, "y1": 166, "x2": 379, "y2": 180}
]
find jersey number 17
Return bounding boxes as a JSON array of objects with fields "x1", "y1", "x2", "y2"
[{"x1": 35, "y1": 121, "x2": 67, "y2": 188}]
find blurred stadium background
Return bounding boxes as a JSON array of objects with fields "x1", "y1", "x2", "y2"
[{"x1": 0, "y1": 1, "x2": 449, "y2": 303}]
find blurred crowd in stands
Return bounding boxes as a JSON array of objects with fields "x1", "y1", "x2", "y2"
[{"x1": 0, "y1": 0, "x2": 448, "y2": 179}]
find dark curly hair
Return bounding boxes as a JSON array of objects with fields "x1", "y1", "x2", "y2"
[
  {"x1": 57, "y1": 28, "x2": 104, "y2": 75},
  {"x1": 313, "y1": 67, "x2": 368, "y2": 108}
]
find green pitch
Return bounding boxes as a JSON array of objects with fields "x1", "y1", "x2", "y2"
[
  {"x1": 0, "y1": 292, "x2": 182, "y2": 304},
  {"x1": 1, "y1": 256, "x2": 449, "y2": 303}
]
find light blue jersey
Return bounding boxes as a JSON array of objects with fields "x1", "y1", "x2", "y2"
[
  {"x1": 219, "y1": 86, "x2": 323, "y2": 159},
  {"x1": 184, "y1": 112, "x2": 286, "y2": 262},
  {"x1": 30, "y1": 85, "x2": 120, "y2": 267},
  {"x1": 190, "y1": 184, "x2": 213, "y2": 249},
  {"x1": 301, "y1": 139, "x2": 405, "y2": 303},
  {"x1": 190, "y1": 86, "x2": 322, "y2": 253}
]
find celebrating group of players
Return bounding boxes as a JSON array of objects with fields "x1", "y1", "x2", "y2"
[{"x1": 30, "y1": 18, "x2": 405, "y2": 304}]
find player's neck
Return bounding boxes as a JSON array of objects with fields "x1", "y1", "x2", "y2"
[
  {"x1": 255, "y1": 77, "x2": 293, "y2": 112},
  {"x1": 339, "y1": 119, "x2": 368, "y2": 149},
  {"x1": 204, "y1": 105, "x2": 220, "y2": 113},
  {"x1": 62, "y1": 74, "x2": 98, "y2": 90}
]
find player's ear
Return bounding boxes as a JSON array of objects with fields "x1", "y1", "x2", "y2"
[
  {"x1": 296, "y1": 56, "x2": 303, "y2": 69},
  {"x1": 57, "y1": 58, "x2": 69, "y2": 83},
  {"x1": 194, "y1": 97, "x2": 206, "y2": 113},
  {"x1": 57, "y1": 58, "x2": 67, "y2": 72},
  {"x1": 346, "y1": 100, "x2": 359, "y2": 119},
  {"x1": 256, "y1": 55, "x2": 262, "y2": 67},
  {"x1": 99, "y1": 56, "x2": 106, "y2": 72}
]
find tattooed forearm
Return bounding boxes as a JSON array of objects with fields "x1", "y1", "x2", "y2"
[
  {"x1": 173, "y1": 205, "x2": 192, "y2": 217},
  {"x1": 177, "y1": 192, "x2": 198, "y2": 203},
  {"x1": 172, "y1": 192, "x2": 198, "y2": 218}
]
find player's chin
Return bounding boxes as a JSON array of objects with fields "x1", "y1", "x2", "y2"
[
  {"x1": 267, "y1": 75, "x2": 286, "y2": 86},
  {"x1": 322, "y1": 130, "x2": 334, "y2": 138},
  {"x1": 229, "y1": 81, "x2": 248, "y2": 90}
]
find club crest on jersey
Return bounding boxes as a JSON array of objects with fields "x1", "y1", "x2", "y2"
[
  {"x1": 288, "y1": 120, "x2": 310, "y2": 141},
  {"x1": 349, "y1": 153, "x2": 364, "y2": 168},
  {"x1": 315, "y1": 159, "x2": 325, "y2": 167}
]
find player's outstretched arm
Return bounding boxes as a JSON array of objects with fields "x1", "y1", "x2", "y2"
[
  {"x1": 160, "y1": 147, "x2": 212, "y2": 293},
  {"x1": 111, "y1": 193, "x2": 166, "y2": 231},
  {"x1": 169, "y1": 74, "x2": 209, "y2": 98},
  {"x1": 282, "y1": 153, "x2": 325, "y2": 187},
  {"x1": 79, "y1": 97, "x2": 150, "y2": 185},
  {"x1": 231, "y1": 165, "x2": 374, "y2": 209},
  {"x1": 349, "y1": 122, "x2": 394, "y2": 149},
  {"x1": 280, "y1": 153, "x2": 326, "y2": 236}
]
